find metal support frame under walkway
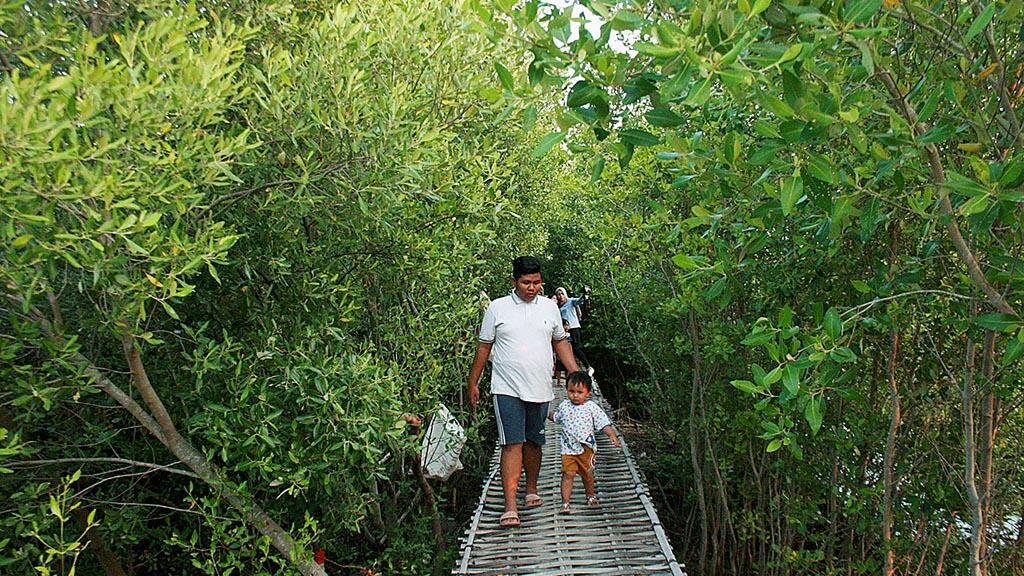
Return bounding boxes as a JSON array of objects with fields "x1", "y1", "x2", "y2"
[{"x1": 455, "y1": 375, "x2": 686, "y2": 575}]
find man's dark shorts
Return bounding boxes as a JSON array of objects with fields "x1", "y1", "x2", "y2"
[{"x1": 493, "y1": 394, "x2": 548, "y2": 446}]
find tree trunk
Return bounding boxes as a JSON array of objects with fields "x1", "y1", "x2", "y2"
[
  {"x1": 978, "y1": 331, "x2": 997, "y2": 569},
  {"x1": 935, "y1": 517, "x2": 954, "y2": 576},
  {"x1": 962, "y1": 327, "x2": 983, "y2": 576},
  {"x1": 701, "y1": 379, "x2": 736, "y2": 573},
  {"x1": 686, "y1": 309, "x2": 708, "y2": 575},
  {"x1": 414, "y1": 456, "x2": 446, "y2": 576},
  {"x1": 882, "y1": 330, "x2": 901, "y2": 576}
]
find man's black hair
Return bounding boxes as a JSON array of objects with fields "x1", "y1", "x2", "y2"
[
  {"x1": 566, "y1": 370, "x2": 592, "y2": 392},
  {"x1": 512, "y1": 256, "x2": 542, "y2": 279}
]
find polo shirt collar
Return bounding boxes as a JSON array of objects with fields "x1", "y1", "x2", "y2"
[{"x1": 510, "y1": 289, "x2": 537, "y2": 305}]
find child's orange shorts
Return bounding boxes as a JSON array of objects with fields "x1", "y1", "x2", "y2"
[{"x1": 561, "y1": 447, "x2": 595, "y2": 478}]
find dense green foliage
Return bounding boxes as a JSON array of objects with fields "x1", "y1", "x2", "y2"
[
  {"x1": 2, "y1": 0, "x2": 1023, "y2": 575},
  {"x1": 1, "y1": 1, "x2": 563, "y2": 574},
  {"x1": 496, "y1": 0, "x2": 1024, "y2": 575}
]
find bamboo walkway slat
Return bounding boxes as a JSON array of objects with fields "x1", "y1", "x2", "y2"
[{"x1": 454, "y1": 374, "x2": 686, "y2": 575}]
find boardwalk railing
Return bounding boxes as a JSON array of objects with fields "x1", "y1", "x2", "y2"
[{"x1": 455, "y1": 375, "x2": 686, "y2": 575}]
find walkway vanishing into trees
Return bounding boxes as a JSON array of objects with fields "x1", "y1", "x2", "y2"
[{"x1": 454, "y1": 375, "x2": 685, "y2": 575}]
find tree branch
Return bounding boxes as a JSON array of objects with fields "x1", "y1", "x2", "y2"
[
  {"x1": 876, "y1": 67, "x2": 1018, "y2": 316},
  {"x1": 5, "y1": 457, "x2": 199, "y2": 479},
  {"x1": 975, "y1": 3, "x2": 1024, "y2": 149},
  {"x1": 122, "y1": 335, "x2": 180, "y2": 437}
]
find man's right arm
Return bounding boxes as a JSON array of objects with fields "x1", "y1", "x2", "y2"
[{"x1": 467, "y1": 341, "x2": 493, "y2": 411}]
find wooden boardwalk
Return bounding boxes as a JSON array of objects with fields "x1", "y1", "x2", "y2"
[{"x1": 455, "y1": 375, "x2": 686, "y2": 575}]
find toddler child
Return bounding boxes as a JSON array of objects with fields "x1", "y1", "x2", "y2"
[{"x1": 549, "y1": 371, "x2": 620, "y2": 514}]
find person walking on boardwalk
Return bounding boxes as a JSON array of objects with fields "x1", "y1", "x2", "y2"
[
  {"x1": 555, "y1": 286, "x2": 590, "y2": 369},
  {"x1": 549, "y1": 370, "x2": 620, "y2": 514},
  {"x1": 468, "y1": 256, "x2": 580, "y2": 528}
]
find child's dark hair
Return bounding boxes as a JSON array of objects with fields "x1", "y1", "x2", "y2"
[{"x1": 566, "y1": 370, "x2": 592, "y2": 391}]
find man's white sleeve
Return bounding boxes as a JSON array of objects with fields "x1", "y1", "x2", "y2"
[{"x1": 478, "y1": 303, "x2": 496, "y2": 343}]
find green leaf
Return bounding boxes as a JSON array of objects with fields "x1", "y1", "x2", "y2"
[
  {"x1": 522, "y1": 104, "x2": 537, "y2": 131},
  {"x1": 123, "y1": 237, "x2": 149, "y2": 255},
  {"x1": 750, "y1": 0, "x2": 773, "y2": 18},
  {"x1": 141, "y1": 212, "x2": 162, "y2": 228},
  {"x1": 780, "y1": 174, "x2": 803, "y2": 215},
  {"x1": 49, "y1": 496, "x2": 62, "y2": 520},
  {"x1": 752, "y1": 363, "x2": 768, "y2": 386},
  {"x1": 805, "y1": 153, "x2": 836, "y2": 184},
  {"x1": 11, "y1": 234, "x2": 33, "y2": 248},
  {"x1": 844, "y1": 0, "x2": 883, "y2": 24},
  {"x1": 975, "y1": 313, "x2": 1020, "y2": 332},
  {"x1": 636, "y1": 42, "x2": 681, "y2": 58},
  {"x1": 758, "y1": 92, "x2": 796, "y2": 118},
  {"x1": 944, "y1": 171, "x2": 988, "y2": 196},
  {"x1": 207, "y1": 262, "x2": 221, "y2": 284},
  {"x1": 743, "y1": 330, "x2": 775, "y2": 346},
  {"x1": 852, "y1": 280, "x2": 871, "y2": 293},
  {"x1": 779, "y1": 306, "x2": 794, "y2": 328},
  {"x1": 731, "y1": 379, "x2": 758, "y2": 394},
  {"x1": 590, "y1": 156, "x2": 605, "y2": 183},
  {"x1": 671, "y1": 174, "x2": 697, "y2": 188},
  {"x1": 685, "y1": 76, "x2": 713, "y2": 107},
  {"x1": 773, "y1": 44, "x2": 803, "y2": 68},
  {"x1": 789, "y1": 442, "x2": 804, "y2": 460},
  {"x1": 531, "y1": 132, "x2": 565, "y2": 158},
  {"x1": 918, "y1": 122, "x2": 957, "y2": 144},
  {"x1": 804, "y1": 397, "x2": 823, "y2": 435},
  {"x1": 965, "y1": 4, "x2": 997, "y2": 41},
  {"x1": 672, "y1": 254, "x2": 698, "y2": 270},
  {"x1": 783, "y1": 364, "x2": 799, "y2": 395},
  {"x1": 494, "y1": 62, "x2": 514, "y2": 91},
  {"x1": 829, "y1": 347, "x2": 858, "y2": 363},
  {"x1": 567, "y1": 80, "x2": 597, "y2": 107},
  {"x1": 620, "y1": 129, "x2": 660, "y2": 146},
  {"x1": 617, "y1": 141, "x2": 635, "y2": 168},
  {"x1": 1004, "y1": 334, "x2": 1024, "y2": 366},
  {"x1": 161, "y1": 300, "x2": 180, "y2": 320},
  {"x1": 767, "y1": 438, "x2": 783, "y2": 452},
  {"x1": 856, "y1": 40, "x2": 875, "y2": 75},
  {"x1": 824, "y1": 307, "x2": 843, "y2": 340},
  {"x1": 611, "y1": 10, "x2": 644, "y2": 30},
  {"x1": 645, "y1": 107, "x2": 686, "y2": 127},
  {"x1": 959, "y1": 195, "x2": 991, "y2": 216},
  {"x1": 704, "y1": 276, "x2": 727, "y2": 301}
]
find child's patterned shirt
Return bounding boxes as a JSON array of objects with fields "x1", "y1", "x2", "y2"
[{"x1": 553, "y1": 399, "x2": 612, "y2": 455}]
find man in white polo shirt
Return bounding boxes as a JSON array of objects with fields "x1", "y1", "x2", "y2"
[{"x1": 468, "y1": 256, "x2": 579, "y2": 527}]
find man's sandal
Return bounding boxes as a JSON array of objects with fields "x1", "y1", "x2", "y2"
[
  {"x1": 586, "y1": 495, "x2": 600, "y2": 506},
  {"x1": 499, "y1": 511, "x2": 520, "y2": 527},
  {"x1": 524, "y1": 493, "x2": 544, "y2": 508},
  {"x1": 559, "y1": 502, "x2": 572, "y2": 515}
]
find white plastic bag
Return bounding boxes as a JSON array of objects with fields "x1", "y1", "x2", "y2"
[{"x1": 420, "y1": 403, "x2": 466, "y2": 481}]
